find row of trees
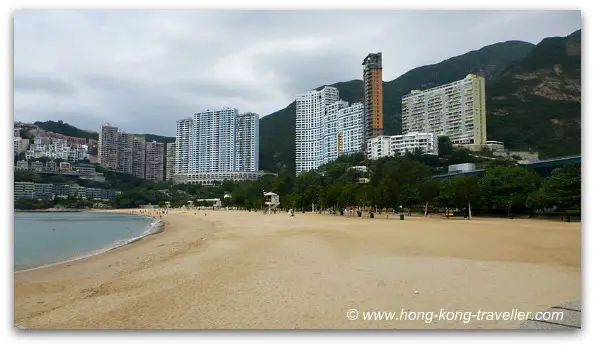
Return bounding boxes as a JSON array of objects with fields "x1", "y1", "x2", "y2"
[
  {"x1": 217, "y1": 154, "x2": 580, "y2": 218},
  {"x1": 107, "y1": 151, "x2": 579, "y2": 217}
]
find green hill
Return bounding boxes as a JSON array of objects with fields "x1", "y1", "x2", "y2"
[
  {"x1": 34, "y1": 120, "x2": 175, "y2": 143},
  {"x1": 35, "y1": 120, "x2": 99, "y2": 140},
  {"x1": 259, "y1": 40, "x2": 537, "y2": 172},
  {"x1": 486, "y1": 30, "x2": 581, "y2": 157}
]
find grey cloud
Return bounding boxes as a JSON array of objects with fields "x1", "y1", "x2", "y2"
[
  {"x1": 13, "y1": 10, "x2": 581, "y2": 136},
  {"x1": 252, "y1": 44, "x2": 362, "y2": 95},
  {"x1": 13, "y1": 75, "x2": 75, "y2": 95}
]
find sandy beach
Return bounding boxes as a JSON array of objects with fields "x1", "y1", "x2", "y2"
[{"x1": 14, "y1": 210, "x2": 581, "y2": 329}]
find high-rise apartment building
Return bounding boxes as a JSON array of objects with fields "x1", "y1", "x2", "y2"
[
  {"x1": 401, "y1": 74, "x2": 487, "y2": 146},
  {"x1": 165, "y1": 142, "x2": 175, "y2": 182},
  {"x1": 174, "y1": 107, "x2": 260, "y2": 185},
  {"x1": 117, "y1": 132, "x2": 134, "y2": 174},
  {"x1": 323, "y1": 101, "x2": 365, "y2": 163},
  {"x1": 97, "y1": 124, "x2": 166, "y2": 182},
  {"x1": 295, "y1": 86, "x2": 364, "y2": 176},
  {"x1": 132, "y1": 136, "x2": 146, "y2": 179},
  {"x1": 362, "y1": 53, "x2": 384, "y2": 142},
  {"x1": 235, "y1": 112, "x2": 259, "y2": 172},
  {"x1": 145, "y1": 141, "x2": 164, "y2": 182},
  {"x1": 175, "y1": 118, "x2": 192, "y2": 175},
  {"x1": 98, "y1": 124, "x2": 119, "y2": 171},
  {"x1": 192, "y1": 108, "x2": 237, "y2": 173}
]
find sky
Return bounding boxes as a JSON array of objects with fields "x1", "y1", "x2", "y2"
[{"x1": 13, "y1": 10, "x2": 581, "y2": 136}]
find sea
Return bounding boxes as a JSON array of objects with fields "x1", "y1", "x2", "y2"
[{"x1": 14, "y1": 212, "x2": 158, "y2": 271}]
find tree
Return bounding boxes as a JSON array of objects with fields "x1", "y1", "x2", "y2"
[
  {"x1": 438, "y1": 136, "x2": 454, "y2": 156},
  {"x1": 445, "y1": 149, "x2": 476, "y2": 166},
  {"x1": 435, "y1": 180, "x2": 455, "y2": 217},
  {"x1": 479, "y1": 166, "x2": 540, "y2": 216},
  {"x1": 450, "y1": 175, "x2": 481, "y2": 219},
  {"x1": 418, "y1": 179, "x2": 440, "y2": 217},
  {"x1": 537, "y1": 164, "x2": 581, "y2": 212}
]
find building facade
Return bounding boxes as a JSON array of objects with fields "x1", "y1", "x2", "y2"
[
  {"x1": 173, "y1": 171, "x2": 270, "y2": 186},
  {"x1": 117, "y1": 132, "x2": 134, "y2": 174},
  {"x1": 14, "y1": 182, "x2": 35, "y2": 199},
  {"x1": 363, "y1": 53, "x2": 384, "y2": 142},
  {"x1": 145, "y1": 141, "x2": 164, "y2": 182},
  {"x1": 367, "y1": 132, "x2": 438, "y2": 160},
  {"x1": 366, "y1": 135, "x2": 392, "y2": 160},
  {"x1": 390, "y1": 132, "x2": 438, "y2": 156},
  {"x1": 322, "y1": 102, "x2": 365, "y2": 163},
  {"x1": 13, "y1": 137, "x2": 29, "y2": 155},
  {"x1": 295, "y1": 86, "x2": 364, "y2": 176},
  {"x1": 165, "y1": 142, "x2": 176, "y2": 182},
  {"x1": 97, "y1": 124, "x2": 166, "y2": 182},
  {"x1": 174, "y1": 108, "x2": 259, "y2": 184},
  {"x1": 402, "y1": 74, "x2": 487, "y2": 146},
  {"x1": 175, "y1": 119, "x2": 192, "y2": 175},
  {"x1": 191, "y1": 108, "x2": 237, "y2": 173},
  {"x1": 24, "y1": 137, "x2": 87, "y2": 161},
  {"x1": 235, "y1": 113, "x2": 259, "y2": 172},
  {"x1": 132, "y1": 136, "x2": 147, "y2": 179},
  {"x1": 98, "y1": 124, "x2": 119, "y2": 170}
]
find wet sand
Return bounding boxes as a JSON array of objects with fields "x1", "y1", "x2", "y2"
[{"x1": 14, "y1": 210, "x2": 581, "y2": 329}]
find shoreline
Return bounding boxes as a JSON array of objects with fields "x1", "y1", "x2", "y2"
[
  {"x1": 14, "y1": 210, "x2": 580, "y2": 329},
  {"x1": 14, "y1": 211, "x2": 164, "y2": 274},
  {"x1": 14, "y1": 209, "x2": 85, "y2": 213}
]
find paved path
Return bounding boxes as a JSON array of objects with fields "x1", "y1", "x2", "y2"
[{"x1": 518, "y1": 300, "x2": 581, "y2": 329}]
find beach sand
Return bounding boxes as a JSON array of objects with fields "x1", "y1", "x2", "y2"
[{"x1": 14, "y1": 210, "x2": 581, "y2": 329}]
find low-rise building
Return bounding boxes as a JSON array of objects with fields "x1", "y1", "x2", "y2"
[
  {"x1": 71, "y1": 185, "x2": 87, "y2": 198},
  {"x1": 15, "y1": 160, "x2": 29, "y2": 171},
  {"x1": 31, "y1": 161, "x2": 43, "y2": 172},
  {"x1": 101, "y1": 189, "x2": 115, "y2": 199},
  {"x1": 59, "y1": 162, "x2": 72, "y2": 172},
  {"x1": 173, "y1": 171, "x2": 272, "y2": 186},
  {"x1": 195, "y1": 198, "x2": 222, "y2": 207},
  {"x1": 15, "y1": 182, "x2": 116, "y2": 201},
  {"x1": 44, "y1": 160, "x2": 57, "y2": 172},
  {"x1": 391, "y1": 132, "x2": 438, "y2": 156},
  {"x1": 367, "y1": 132, "x2": 438, "y2": 160},
  {"x1": 89, "y1": 173, "x2": 106, "y2": 183},
  {"x1": 86, "y1": 187, "x2": 103, "y2": 199},
  {"x1": 350, "y1": 166, "x2": 369, "y2": 173},
  {"x1": 14, "y1": 182, "x2": 35, "y2": 199},
  {"x1": 53, "y1": 184, "x2": 72, "y2": 197},
  {"x1": 366, "y1": 136, "x2": 392, "y2": 160},
  {"x1": 448, "y1": 163, "x2": 477, "y2": 173},
  {"x1": 75, "y1": 164, "x2": 96, "y2": 177},
  {"x1": 34, "y1": 183, "x2": 54, "y2": 199}
]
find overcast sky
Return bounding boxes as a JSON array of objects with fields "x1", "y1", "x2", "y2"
[{"x1": 13, "y1": 10, "x2": 580, "y2": 136}]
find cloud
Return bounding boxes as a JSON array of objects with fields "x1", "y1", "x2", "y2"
[
  {"x1": 14, "y1": 75, "x2": 75, "y2": 95},
  {"x1": 13, "y1": 10, "x2": 580, "y2": 136}
]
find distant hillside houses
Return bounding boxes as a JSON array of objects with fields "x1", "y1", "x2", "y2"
[
  {"x1": 24, "y1": 137, "x2": 88, "y2": 162},
  {"x1": 14, "y1": 123, "x2": 98, "y2": 160},
  {"x1": 14, "y1": 160, "x2": 106, "y2": 183}
]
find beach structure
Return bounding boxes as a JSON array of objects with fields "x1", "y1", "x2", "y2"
[{"x1": 264, "y1": 192, "x2": 280, "y2": 214}]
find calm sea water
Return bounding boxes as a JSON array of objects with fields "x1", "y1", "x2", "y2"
[{"x1": 14, "y1": 212, "x2": 155, "y2": 271}]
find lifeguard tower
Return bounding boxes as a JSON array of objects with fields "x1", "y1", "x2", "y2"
[{"x1": 263, "y1": 192, "x2": 280, "y2": 214}]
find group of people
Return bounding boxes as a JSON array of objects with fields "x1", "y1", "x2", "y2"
[{"x1": 134, "y1": 208, "x2": 170, "y2": 219}]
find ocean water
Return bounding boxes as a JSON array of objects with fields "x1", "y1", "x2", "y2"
[{"x1": 14, "y1": 212, "x2": 157, "y2": 271}]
